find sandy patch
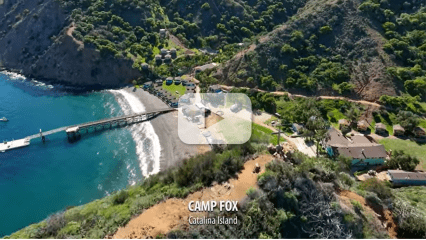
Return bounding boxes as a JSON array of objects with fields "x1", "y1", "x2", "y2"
[
  {"x1": 205, "y1": 113, "x2": 224, "y2": 129},
  {"x1": 112, "y1": 155, "x2": 274, "y2": 239}
]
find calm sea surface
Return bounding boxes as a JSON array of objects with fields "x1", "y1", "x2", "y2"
[{"x1": 0, "y1": 72, "x2": 144, "y2": 237}]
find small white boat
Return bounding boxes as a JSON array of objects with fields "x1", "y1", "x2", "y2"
[{"x1": 0, "y1": 117, "x2": 8, "y2": 122}]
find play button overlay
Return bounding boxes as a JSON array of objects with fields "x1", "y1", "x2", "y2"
[{"x1": 178, "y1": 93, "x2": 252, "y2": 145}]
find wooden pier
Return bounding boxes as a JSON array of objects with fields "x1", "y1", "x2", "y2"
[
  {"x1": 0, "y1": 138, "x2": 30, "y2": 152},
  {"x1": 1, "y1": 108, "x2": 175, "y2": 152}
]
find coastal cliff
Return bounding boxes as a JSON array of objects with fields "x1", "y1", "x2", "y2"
[{"x1": 0, "y1": 0, "x2": 141, "y2": 88}]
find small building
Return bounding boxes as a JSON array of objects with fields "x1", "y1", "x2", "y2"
[
  {"x1": 170, "y1": 48, "x2": 177, "y2": 58},
  {"x1": 338, "y1": 119, "x2": 350, "y2": 129},
  {"x1": 186, "y1": 86, "x2": 196, "y2": 93},
  {"x1": 155, "y1": 79, "x2": 163, "y2": 86},
  {"x1": 414, "y1": 127, "x2": 426, "y2": 138},
  {"x1": 375, "y1": 123, "x2": 387, "y2": 134},
  {"x1": 155, "y1": 55, "x2": 162, "y2": 64},
  {"x1": 160, "y1": 48, "x2": 168, "y2": 57},
  {"x1": 141, "y1": 63, "x2": 149, "y2": 70},
  {"x1": 324, "y1": 127, "x2": 388, "y2": 167},
  {"x1": 208, "y1": 84, "x2": 222, "y2": 93},
  {"x1": 194, "y1": 63, "x2": 218, "y2": 74},
  {"x1": 357, "y1": 120, "x2": 369, "y2": 131},
  {"x1": 164, "y1": 54, "x2": 172, "y2": 64},
  {"x1": 159, "y1": 29, "x2": 166, "y2": 38},
  {"x1": 388, "y1": 170, "x2": 426, "y2": 186},
  {"x1": 292, "y1": 123, "x2": 305, "y2": 134},
  {"x1": 165, "y1": 77, "x2": 173, "y2": 85},
  {"x1": 174, "y1": 78, "x2": 181, "y2": 85},
  {"x1": 143, "y1": 81, "x2": 153, "y2": 89},
  {"x1": 393, "y1": 124, "x2": 405, "y2": 136},
  {"x1": 338, "y1": 145, "x2": 388, "y2": 166}
]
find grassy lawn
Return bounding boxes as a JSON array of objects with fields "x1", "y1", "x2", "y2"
[
  {"x1": 162, "y1": 81, "x2": 186, "y2": 97},
  {"x1": 252, "y1": 123, "x2": 284, "y2": 145},
  {"x1": 379, "y1": 138, "x2": 426, "y2": 169},
  {"x1": 327, "y1": 109, "x2": 346, "y2": 129}
]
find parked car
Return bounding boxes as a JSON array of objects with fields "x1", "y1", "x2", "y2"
[
  {"x1": 174, "y1": 79, "x2": 181, "y2": 85},
  {"x1": 170, "y1": 101, "x2": 178, "y2": 108}
]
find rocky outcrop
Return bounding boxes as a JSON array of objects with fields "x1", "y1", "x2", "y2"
[
  {"x1": 0, "y1": 0, "x2": 141, "y2": 88},
  {"x1": 28, "y1": 29, "x2": 141, "y2": 88}
]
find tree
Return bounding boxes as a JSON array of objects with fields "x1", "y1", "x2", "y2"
[
  {"x1": 386, "y1": 150, "x2": 419, "y2": 171},
  {"x1": 404, "y1": 77, "x2": 426, "y2": 97},
  {"x1": 201, "y1": 3, "x2": 210, "y2": 10},
  {"x1": 346, "y1": 106, "x2": 360, "y2": 126},
  {"x1": 397, "y1": 111, "x2": 419, "y2": 133},
  {"x1": 305, "y1": 110, "x2": 330, "y2": 157}
]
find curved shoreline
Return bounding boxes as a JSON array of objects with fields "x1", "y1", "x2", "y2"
[{"x1": 120, "y1": 86, "x2": 203, "y2": 172}]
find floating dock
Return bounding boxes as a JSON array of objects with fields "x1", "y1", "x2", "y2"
[{"x1": 0, "y1": 138, "x2": 30, "y2": 152}]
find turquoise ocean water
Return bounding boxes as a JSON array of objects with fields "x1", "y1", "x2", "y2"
[{"x1": 0, "y1": 72, "x2": 145, "y2": 237}]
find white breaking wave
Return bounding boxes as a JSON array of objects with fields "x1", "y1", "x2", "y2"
[
  {"x1": 109, "y1": 89, "x2": 162, "y2": 178},
  {"x1": 1, "y1": 70, "x2": 26, "y2": 80}
]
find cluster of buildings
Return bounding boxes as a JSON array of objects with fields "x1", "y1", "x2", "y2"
[
  {"x1": 321, "y1": 127, "x2": 426, "y2": 186},
  {"x1": 142, "y1": 77, "x2": 196, "y2": 108},
  {"x1": 323, "y1": 128, "x2": 388, "y2": 167},
  {"x1": 339, "y1": 118, "x2": 426, "y2": 139},
  {"x1": 155, "y1": 48, "x2": 177, "y2": 65}
]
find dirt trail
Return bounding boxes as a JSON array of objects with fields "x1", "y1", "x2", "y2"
[
  {"x1": 66, "y1": 23, "x2": 84, "y2": 46},
  {"x1": 168, "y1": 33, "x2": 194, "y2": 54},
  {"x1": 338, "y1": 190, "x2": 397, "y2": 238},
  {"x1": 112, "y1": 155, "x2": 274, "y2": 239},
  {"x1": 221, "y1": 85, "x2": 384, "y2": 108}
]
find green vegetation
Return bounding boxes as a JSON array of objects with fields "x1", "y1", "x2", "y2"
[
  {"x1": 252, "y1": 123, "x2": 281, "y2": 145},
  {"x1": 6, "y1": 136, "x2": 267, "y2": 239},
  {"x1": 379, "y1": 138, "x2": 426, "y2": 169},
  {"x1": 386, "y1": 150, "x2": 420, "y2": 171},
  {"x1": 162, "y1": 81, "x2": 186, "y2": 97},
  {"x1": 170, "y1": 152, "x2": 387, "y2": 238},
  {"x1": 393, "y1": 186, "x2": 426, "y2": 238}
]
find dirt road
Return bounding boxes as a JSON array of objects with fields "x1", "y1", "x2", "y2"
[{"x1": 221, "y1": 85, "x2": 383, "y2": 108}]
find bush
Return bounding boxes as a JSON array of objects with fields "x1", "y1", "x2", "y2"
[
  {"x1": 365, "y1": 192, "x2": 383, "y2": 212},
  {"x1": 112, "y1": 190, "x2": 129, "y2": 205},
  {"x1": 394, "y1": 199, "x2": 426, "y2": 238},
  {"x1": 351, "y1": 200, "x2": 363, "y2": 211},
  {"x1": 201, "y1": 3, "x2": 210, "y2": 10},
  {"x1": 386, "y1": 150, "x2": 419, "y2": 171},
  {"x1": 358, "y1": 178, "x2": 392, "y2": 200}
]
